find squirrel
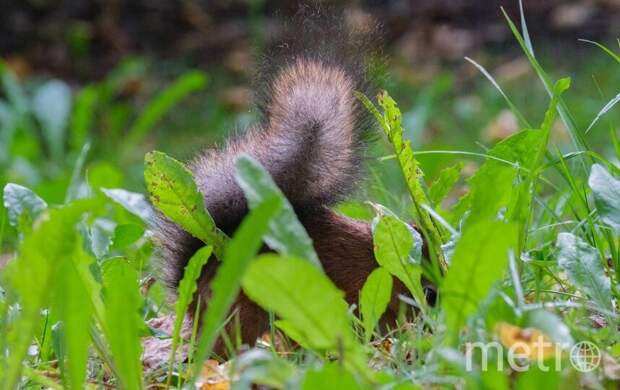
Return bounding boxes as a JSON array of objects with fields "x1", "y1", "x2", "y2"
[{"x1": 152, "y1": 8, "x2": 430, "y2": 356}]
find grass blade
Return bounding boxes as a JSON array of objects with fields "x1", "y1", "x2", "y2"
[
  {"x1": 125, "y1": 70, "x2": 208, "y2": 147},
  {"x1": 190, "y1": 195, "x2": 282, "y2": 382},
  {"x1": 102, "y1": 258, "x2": 143, "y2": 390}
]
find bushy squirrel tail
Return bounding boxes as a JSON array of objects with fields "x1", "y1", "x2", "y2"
[{"x1": 155, "y1": 6, "x2": 381, "y2": 291}]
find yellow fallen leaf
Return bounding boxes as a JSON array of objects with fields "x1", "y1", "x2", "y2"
[
  {"x1": 200, "y1": 380, "x2": 230, "y2": 390},
  {"x1": 197, "y1": 360, "x2": 230, "y2": 390},
  {"x1": 495, "y1": 322, "x2": 558, "y2": 361}
]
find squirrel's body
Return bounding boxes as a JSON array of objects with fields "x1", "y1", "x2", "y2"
[{"x1": 153, "y1": 10, "x2": 413, "y2": 355}]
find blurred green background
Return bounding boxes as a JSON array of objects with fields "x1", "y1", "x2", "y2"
[{"x1": 1, "y1": 0, "x2": 619, "y2": 251}]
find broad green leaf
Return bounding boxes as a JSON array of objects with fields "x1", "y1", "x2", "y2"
[
  {"x1": 428, "y1": 162, "x2": 463, "y2": 206},
  {"x1": 372, "y1": 214, "x2": 425, "y2": 307},
  {"x1": 442, "y1": 221, "x2": 517, "y2": 339},
  {"x1": 556, "y1": 232, "x2": 613, "y2": 312},
  {"x1": 110, "y1": 224, "x2": 144, "y2": 251},
  {"x1": 232, "y1": 349, "x2": 297, "y2": 389},
  {"x1": 3, "y1": 183, "x2": 47, "y2": 227},
  {"x1": 360, "y1": 267, "x2": 392, "y2": 343},
  {"x1": 336, "y1": 201, "x2": 374, "y2": 221},
  {"x1": 515, "y1": 364, "x2": 560, "y2": 390},
  {"x1": 242, "y1": 255, "x2": 358, "y2": 354},
  {"x1": 101, "y1": 187, "x2": 154, "y2": 223},
  {"x1": 126, "y1": 70, "x2": 207, "y2": 146},
  {"x1": 88, "y1": 163, "x2": 123, "y2": 189},
  {"x1": 31, "y1": 80, "x2": 72, "y2": 161},
  {"x1": 504, "y1": 79, "x2": 570, "y2": 247},
  {"x1": 144, "y1": 151, "x2": 227, "y2": 259},
  {"x1": 235, "y1": 154, "x2": 321, "y2": 269},
  {"x1": 102, "y1": 258, "x2": 143, "y2": 390},
  {"x1": 191, "y1": 195, "x2": 282, "y2": 380},
  {"x1": 452, "y1": 130, "x2": 544, "y2": 226},
  {"x1": 301, "y1": 363, "x2": 364, "y2": 390},
  {"x1": 168, "y1": 246, "x2": 212, "y2": 382},
  {"x1": 588, "y1": 164, "x2": 620, "y2": 234}
]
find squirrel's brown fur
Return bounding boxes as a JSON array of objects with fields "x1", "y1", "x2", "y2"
[{"x1": 152, "y1": 8, "x2": 422, "y2": 356}]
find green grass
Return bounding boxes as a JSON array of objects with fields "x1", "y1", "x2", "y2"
[{"x1": 1, "y1": 7, "x2": 620, "y2": 389}]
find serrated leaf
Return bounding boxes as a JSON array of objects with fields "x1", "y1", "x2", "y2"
[
  {"x1": 372, "y1": 214, "x2": 425, "y2": 307},
  {"x1": 556, "y1": 232, "x2": 613, "y2": 312},
  {"x1": 2, "y1": 183, "x2": 47, "y2": 228},
  {"x1": 101, "y1": 187, "x2": 154, "y2": 223},
  {"x1": 442, "y1": 221, "x2": 517, "y2": 339},
  {"x1": 588, "y1": 164, "x2": 620, "y2": 234},
  {"x1": 360, "y1": 267, "x2": 392, "y2": 343},
  {"x1": 235, "y1": 154, "x2": 321, "y2": 269},
  {"x1": 361, "y1": 90, "x2": 447, "y2": 272},
  {"x1": 144, "y1": 151, "x2": 227, "y2": 259}
]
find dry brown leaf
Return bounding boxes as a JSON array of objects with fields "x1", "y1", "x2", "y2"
[
  {"x1": 142, "y1": 314, "x2": 194, "y2": 373},
  {"x1": 141, "y1": 337, "x2": 189, "y2": 371},
  {"x1": 147, "y1": 313, "x2": 193, "y2": 339}
]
